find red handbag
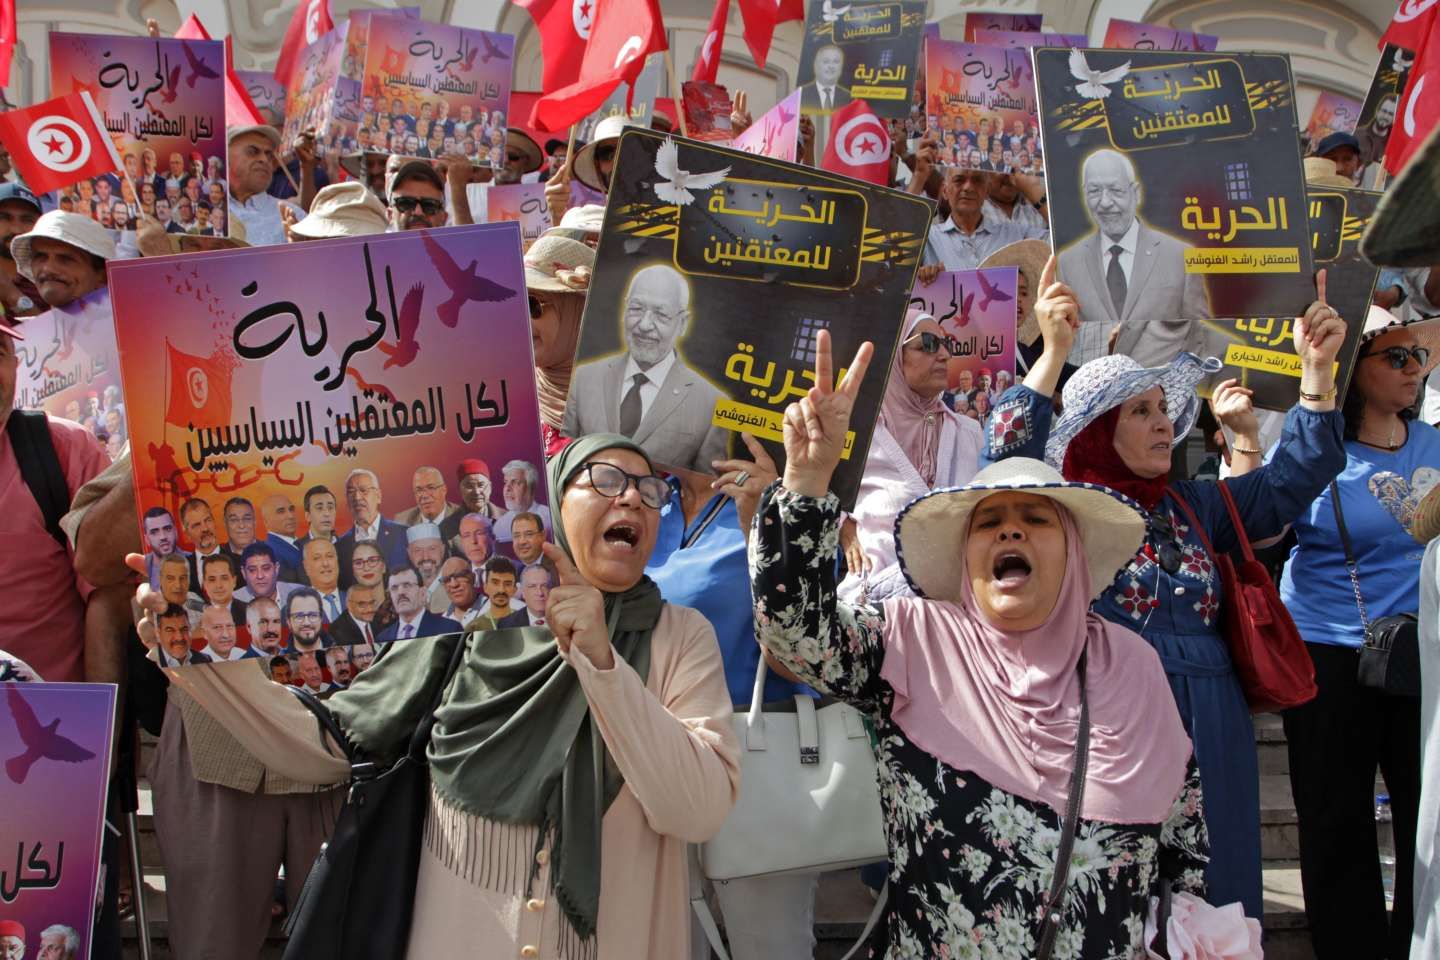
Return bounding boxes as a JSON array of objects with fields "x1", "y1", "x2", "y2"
[{"x1": 1168, "y1": 483, "x2": 1317, "y2": 714}]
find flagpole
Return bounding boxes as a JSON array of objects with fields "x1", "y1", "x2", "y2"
[{"x1": 663, "y1": 49, "x2": 689, "y2": 138}]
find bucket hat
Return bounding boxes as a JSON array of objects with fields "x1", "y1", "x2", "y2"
[
  {"x1": 288, "y1": 182, "x2": 388, "y2": 239},
  {"x1": 572, "y1": 115, "x2": 635, "y2": 193},
  {"x1": 12, "y1": 210, "x2": 116, "y2": 281}
]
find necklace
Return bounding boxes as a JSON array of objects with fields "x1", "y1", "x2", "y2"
[{"x1": 1360, "y1": 418, "x2": 1405, "y2": 451}]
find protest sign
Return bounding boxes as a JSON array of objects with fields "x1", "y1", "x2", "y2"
[
  {"x1": 359, "y1": 17, "x2": 514, "y2": 167},
  {"x1": 49, "y1": 33, "x2": 225, "y2": 234},
  {"x1": 563, "y1": 129, "x2": 933, "y2": 509},
  {"x1": 731, "y1": 90, "x2": 801, "y2": 161},
  {"x1": 908, "y1": 267, "x2": 1019, "y2": 415},
  {"x1": 108, "y1": 223, "x2": 549, "y2": 666},
  {"x1": 11, "y1": 289, "x2": 124, "y2": 458},
  {"x1": 234, "y1": 70, "x2": 286, "y2": 128},
  {"x1": 971, "y1": 30, "x2": 1085, "y2": 50},
  {"x1": 0, "y1": 682, "x2": 116, "y2": 960},
  {"x1": 963, "y1": 13, "x2": 1041, "y2": 41},
  {"x1": 1034, "y1": 48, "x2": 1315, "y2": 375},
  {"x1": 1304, "y1": 90, "x2": 1362, "y2": 145},
  {"x1": 573, "y1": 55, "x2": 663, "y2": 141},
  {"x1": 682, "y1": 82, "x2": 735, "y2": 144},
  {"x1": 925, "y1": 39, "x2": 1041, "y2": 174},
  {"x1": 796, "y1": 0, "x2": 927, "y2": 119},
  {"x1": 1305, "y1": 185, "x2": 1380, "y2": 406},
  {"x1": 466, "y1": 181, "x2": 551, "y2": 247},
  {"x1": 1355, "y1": 45, "x2": 1412, "y2": 182},
  {"x1": 1101, "y1": 19, "x2": 1219, "y2": 52},
  {"x1": 281, "y1": 23, "x2": 348, "y2": 159}
]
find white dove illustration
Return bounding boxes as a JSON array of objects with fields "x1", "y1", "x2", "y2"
[
  {"x1": 821, "y1": 0, "x2": 852, "y2": 22},
  {"x1": 1068, "y1": 48, "x2": 1131, "y2": 99},
  {"x1": 652, "y1": 137, "x2": 730, "y2": 206}
]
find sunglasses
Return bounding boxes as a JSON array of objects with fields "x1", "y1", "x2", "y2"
[
  {"x1": 391, "y1": 195, "x2": 444, "y2": 216},
  {"x1": 904, "y1": 331, "x2": 960, "y2": 355},
  {"x1": 1149, "y1": 511, "x2": 1184, "y2": 576},
  {"x1": 594, "y1": 144, "x2": 616, "y2": 164},
  {"x1": 575, "y1": 461, "x2": 669, "y2": 509},
  {"x1": 1365, "y1": 344, "x2": 1431, "y2": 370}
]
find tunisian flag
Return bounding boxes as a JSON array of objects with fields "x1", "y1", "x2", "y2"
[
  {"x1": 174, "y1": 16, "x2": 266, "y2": 127},
  {"x1": 1381, "y1": 0, "x2": 1440, "y2": 51},
  {"x1": 515, "y1": 0, "x2": 591, "y2": 94},
  {"x1": 273, "y1": 0, "x2": 335, "y2": 87},
  {"x1": 691, "y1": 0, "x2": 729, "y2": 84},
  {"x1": 165, "y1": 343, "x2": 233, "y2": 430},
  {"x1": 0, "y1": 91, "x2": 123, "y2": 195},
  {"x1": 531, "y1": 0, "x2": 667, "y2": 133},
  {"x1": 736, "y1": 0, "x2": 803, "y2": 70},
  {"x1": 1386, "y1": 19, "x2": 1440, "y2": 174},
  {"x1": 820, "y1": 99, "x2": 892, "y2": 185}
]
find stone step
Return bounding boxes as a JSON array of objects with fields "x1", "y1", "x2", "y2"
[{"x1": 1255, "y1": 712, "x2": 1289, "y2": 776}]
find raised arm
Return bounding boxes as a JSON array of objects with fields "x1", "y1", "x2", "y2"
[{"x1": 984, "y1": 256, "x2": 1074, "y2": 465}]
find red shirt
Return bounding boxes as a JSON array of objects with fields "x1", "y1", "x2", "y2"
[{"x1": 0, "y1": 415, "x2": 108, "y2": 681}]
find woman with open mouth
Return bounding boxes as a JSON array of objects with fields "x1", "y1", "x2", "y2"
[
  {"x1": 984, "y1": 257, "x2": 1348, "y2": 921},
  {"x1": 751, "y1": 331, "x2": 1228, "y2": 958}
]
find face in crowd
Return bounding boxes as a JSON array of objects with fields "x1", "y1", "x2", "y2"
[
  {"x1": 559, "y1": 449, "x2": 663, "y2": 594},
  {"x1": 388, "y1": 567, "x2": 425, "y2": 620},
  {"x1": 29, "y1": 238, "x2": 106, "y2": 310},
  {"x1": 622, "y1": 265, "x2": 690, "y2": 372},
  {"x1": 247, "y1": 598, "x2": 284, "y2": 655},
  {"x1": 440, "y1": 556, "x2": 478, "y2": 612},
  {"x1": 181, "y1": 500, "x2": 219, "y2": 553},
  {"x1": 346, "y1": 470, "x2": 383, "y2": 528},
  {"x1": 303, "y1": 539, "x2": 340, "y2": 594},
  {"x1": 0, "y1": 197, "x2": 38, "y2": 261},
  {"x1": 224, "y1": 499, "x2": 257, "y2": 551},
  {"x1": 351, "y1": 542, "x2": 386, "y2": 587},
  {"x1": 965, "y1": 492, "x2": 1068, "y2": 633},
  {"x1": 1081, "y1": 149, "x2": 1141, "y2": 243},
  {"x1": 458, "y1": 515, "x2": 494, "y2": 566},
  {"x1": 201, "y1": 605, "x2": 237, "y2": 658},
  {"x1": 942, "y1": 170, "x2": 990, "y2": 223},
  {"x1": 518, "y1": 565, "x2": 552, "y2": 618},
  {"x1": 229, "y1": 132, "x2": 278, "y2": 200},
  {"x1": 511, "y1": 514, "x2": 545, "y2": 566},
  {"x1": 157, "y1": 610, "x2": 192, "y2": 661},
  {"x1": 502, "y1": 463, "x2": 537, "y2": 512},
  {"x1": 159, "y1": 556, "x2": 191, "y2": 606},
  {"x1": 262, "y1": 494, "x2": 299, "y2": 537}
]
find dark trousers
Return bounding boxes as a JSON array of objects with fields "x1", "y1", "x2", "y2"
[{"x1": 1284, "y1": 642, "x2": 1421, "y2": 959}]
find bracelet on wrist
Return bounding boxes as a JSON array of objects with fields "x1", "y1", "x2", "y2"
[
  {"x1": 1299, "y1": 386, "x2": 1336, "y2": 402},
  {"x1": 1231, "y1": 443, "x2": 1263, "y2": 456}
]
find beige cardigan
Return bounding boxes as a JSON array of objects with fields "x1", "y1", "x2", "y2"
[{"x1": 165, "y1": 604, "x2": 740, "y2": 959}]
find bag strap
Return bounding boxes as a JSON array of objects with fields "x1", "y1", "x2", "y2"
[
  {"x1": 284, "y1": 683, "x2": 355, "y2": 763},
  {"x1": 690, "y1": 878, "x2": 887, "y2": 960},
  {"x1": 1214, "y1": 481, "x2": 1257, "y2": 563},
  {"x1": 5, "y1": 410, "x2": 71, "y2": 549},
  {"x1": 1328, "y1": 481, "x2": 1373, "y2": 632},
  {"x1": 1166, "y1": 486, "x2": 1219, "y2": 562},
  {"x1": 1034, "y1": 650, "x2": 1090, "y2": 960}
]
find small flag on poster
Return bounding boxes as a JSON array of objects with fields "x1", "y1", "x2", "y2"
[
  {"x1": 274, "y1": 0, "x2": 334, "y2": 86},
  {"x1": 0, "y1": 90, "x2": 122, "y2": 195},
  {"x1": 164, "y1": 342, "x2": 234, "y2": 431}
]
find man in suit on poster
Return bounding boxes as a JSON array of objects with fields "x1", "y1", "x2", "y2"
[
  {"x1": 1056, "y1": 149, "x2": 1213, "y2": 368},
  {"x1": 563, "y1": 264, "x2": 728, "y2": 474},
  {"x1": 799, "y1": 44, "x2": 854, "y2": 116}
]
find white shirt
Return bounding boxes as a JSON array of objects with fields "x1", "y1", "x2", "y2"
[
  {"x1": 448, "y1": 605, "x2": 483, "y2": 627},
  {"x1": 271, "y1": 532, "x2": 299, "y2": 549},
  {"x1": 621, "y1": 351, "x2": 677, "y2": 425},
  {"x1": 923, "y1": 214, "x2": 1031, "y2": 272},
  {"x1": 235, "y1": 581, "x2": 298, "y2": 604},
  {"x1": 981, "y1": 197, "x2": 1049, "y2": 241},
  {"x1": 1097, "y1": 219, "x2": 1140, "y2": 285},
  {"x1": 352, "y1": 517, "x2": 382, "y2": 543},
  {"x1": 316, "y1": 590, "x2": 344, "y2": 622},
  {"x1": 228, "y1": 190, "x2": 296, "y2": 247},
  {"x1": 817, "y1": 85, "x2": 838, "y2": 109},
  {"x1": 203, "y1": 645, "x2": 248, "y2": 662}
]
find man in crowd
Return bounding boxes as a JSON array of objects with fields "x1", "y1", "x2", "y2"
[
  {"x1": 222, "y1": 497, "x2": 258, "y2": 560},
  {"x1": 198, "y1": 604, "x2": 247, "y2": 662},
  {"x1": 1357, "y1": 93, "x2": 1397, "y2": 169},
  {"x1": 1311, "y1": 130, "x2": 1362, "y2": 183},
  {"x1": 297, "y1": 485, "x2": 337, "y2": 550},
  {"x1": 326, "y1": 645, "x2": 353, "y2": 689},
  {"x1": 284, "y1": 588, "x2": 331, "y2": 653},
  {"x1": 982, "y1": 174, "x2": 1049, "y2": 239},
  {"x1": 36, "y1": 924, "x2": 79, "y2": 960},
  {"x1": 328, "y1": 583, "x2": 382, "y2": 646},
  {"x1": 337, "y1": 468, "x2": 410, "y2": 584},
  {"x1": 564, "y1": 263, "x2": 728, "y2": 473},
  {"x1": 269, "y1": 656, "x2": 293, "y2": 685},
  {"x1": 386, "y1": 160, "x2": 449, "y2": 232},
  {"x1": 921, "y1": 169, "x2": 1032, "y2": 275},
  {"x1": 0, "y1": 183, "x2": 43, "y2": 317},
  {"x1": 301, "y1": 539, "x2": 345, "y2": 623},
  {"x1": 494, "y1": 460, "x2": 551, "y2": 540},
  {"x1": 438, "y1": 556, "x2": 484, "y2": 627},
  {"x1": 451, "y1": 459, "x2": 499, "y2": 536},
  {"x1": 509, "y1": 512, "x2": 546, "y2": 568},
  {"x1": 377, "y1": 565, "x2": 459, "y2": 642},
  {"x1": 261, "y1": 493, "x2": 303, "y2": 571},
  {"x1": 143, "y1": 507, "x2": 186, "y2": 586},
  {"x1": 200, "y1": 554, "x2": 248, "y2": 626},
  {"x1": 350, "y1": 639, "x2": 377, "y2": 677},
  {"x1": 245, "y1": 597, "x2": 285, "y2": 657},
  {"x1": 798, "y1": 44, "x2": 852, "y2": 115},
  {"x1": 157, "y1": 553, "x2": 204, "y2": 629},
  {"x1": 404, "y1": 523, "x2": 449, "y2": 614},
  {"x1": 0, "y1": 921, "x2": 23, "y2": 960},
  {"x1": 395, "y1": 465, "x2": 461, "y2": 528},
  {"x1": 457, "y1": 513, "x2": 496, "y2": 582},
  {"x1": 179, "y1": 497, "x2": 223, "y2": 581},
  {"x1": 476, "y1": 556, "x2": 521, "y2": 626},
  {"x1": 295, "y1": 651, "x2": 334, "y2": 695},
  {"x1": 236, "y1": 542, "x2": 297, "y2": 605},
  {"x1": 156, "y1": 604, "x2": 208, "y2": 666},
  {"x1": 500, "y1": 564, "x2": 553, "y2": 628},
  {"x1": 227, "y1": 125, "x2": 312, "y2": 245}
]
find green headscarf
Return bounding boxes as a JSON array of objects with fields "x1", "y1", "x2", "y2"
[{"x1": 328, "y1": 434, "x2": 663, "y2": 949}]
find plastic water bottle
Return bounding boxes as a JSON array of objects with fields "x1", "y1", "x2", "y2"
[{"x1": 1377, "y1": 794, "x2": 1396, "y2": 904}]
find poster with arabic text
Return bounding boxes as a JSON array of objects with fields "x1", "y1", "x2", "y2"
[{"x1": 908, "y1": 267, "x2": 1018, "y2": 407}]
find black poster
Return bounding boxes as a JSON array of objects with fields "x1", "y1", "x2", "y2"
[
  {"x1": 796, "y1": 0, "x2": 927, "y2": 119},
  {"x1": 1356, "y1": 44, "x2": 1412, "y2": 180},
  {"x1": 1306, "y1": 185, "x2": 1381, "y2": 405}
]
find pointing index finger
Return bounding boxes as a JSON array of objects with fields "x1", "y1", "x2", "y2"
[
  {"x1": 1039, "y1": 254, "x2": 1056, "y2": 291},
  {"x1": 541, "y1": 542, "x2": 582, "y2": 586},
  {"x1": 1316, "y1": 268, "x2": 1327, "y2": 307}
]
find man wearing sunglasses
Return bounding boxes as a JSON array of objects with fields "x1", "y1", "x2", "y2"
[{"x1": 386, "y1": 159, "x2": 449, "y2": 232}]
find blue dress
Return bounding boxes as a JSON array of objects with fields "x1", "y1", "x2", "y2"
[{"x1": 984, "y1": 385, "x2": 1346, "y2": 918}]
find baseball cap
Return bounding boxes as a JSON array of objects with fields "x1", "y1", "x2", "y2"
[
  {"x1": 1314, "y1": 131, "x2": 1361, "y2": 157},
  {"x1": 386, "y1": 159, "x2": 444, "y2": 201},
  {"x1": 0, "y1": 183, "x2": 42, "y2": 214}
]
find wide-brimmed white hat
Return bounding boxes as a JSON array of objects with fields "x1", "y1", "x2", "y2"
[
  {"x1": 1359, "y1": 304, "x2": 1440, "y2": 379},
  {"x1": 573, "y1": 115, "x2": 635, "y2": 193},
  {"x1": 559, "y1": 202, "x2": 605, "y2": 234},
  {"x1": 288, "y1": 182, "x2": 388, "y2": 239},
  {"x1": 895, "y1": 458, "x2": 1146, "y2": 601},
  {"x1": 226, "y1": 124, "x2": 282, "y2": 149},
  {"x1": 1303, "y1": 156, "x2": 1353, "y2": 188},
  {"x1": 1045, "y1": 351, "x2": 1222, "y2": 469},
  {"x1": 524, "y1": 233, "x2": 595, "y2": 293},
  {"x1": 1411, "y1": 483, "x2": 1440, "y2": 544},
  {"x1": 507, "y1": 129, "x2": 544, "y2": 175},
  {"x1": 13, "y1": 211, "x2": 116, "y2": 281}
]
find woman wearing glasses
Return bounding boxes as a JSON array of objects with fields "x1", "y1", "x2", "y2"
[
  {"x1": 133, "y1": 434, "x2": 740, "y2": 959},
  {"x1": 839, "y1": 307, "x2": 986, "y2": 602},
  {"x1": 985, "y1": 257, "x2": 1347, "y2": 919},
  {"x1": 1280, "y1": 306, "x2": 1440, "y2": 958}
]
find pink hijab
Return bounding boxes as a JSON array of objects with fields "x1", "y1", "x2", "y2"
[
  {"x1": 880, "y1": 506, "x2": 1191, "y2": 823},
  {"x1": 879, "y1": 308, "x2": 951, "y2": 487}
]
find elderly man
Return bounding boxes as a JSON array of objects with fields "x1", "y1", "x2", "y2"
[
  {"x1": 297, "y1": 485, "x2": 337, "y2": 550},
  {"x1": 236, "y1": 542, "x2": 297, "y2": 604},
  {"x1": 438, "y1": 555, "x2": 484, "y2": 627},
  {"x1": 336, "y1": 468, "x2": 410, "y2": 585},
  {"x1": 157, "y1": 552, "x2": 205, "y2": 629},
  {"x1": 221, "y1": 496, "x2": 259, "y2": 562},
  {"x1": 395, "y1": 465, "x2": 461, "y2": 528},
  {"x1": 494, "y1": 460, "x2": 551, "y2": 540},
  {"x1": 301, "y1": 538, "x2": 344, "y2": 622},
  {"x1": 227, "y1": 125, "x2": 312, "y2": 246},
  {"x1": 261, "y1": 493, "x2": 303, "y2": 572},
  {"x1": 200, "y1": 553, "x2": 248, "y2": 626},
  {"x1": 1055, "y1": 148, "x2": 1211, "y2": 367},
  {"x1": 500, "y1": 563, "x2": 553, "y2": 628},
  {"x1": 284, "y1": 588, "x2": 331, "y2": 653},
  {"x1": 326, "y1": 645, "x2": 353, "y2": 688},
  {"x1": 244, "y1": 596, "x2": 285, "y2": 657},
  {"x1": 0, "y1": 183, "x2": 43, "y2": 317},
  {"x1": 920, "y1": 169, "x2": 1033, "y2": 274},
  {"x1": 199, "y1": 603, "x2": 247, "y2": 661},
  {"x1": 156, "y1": 604, "x2": 210, "y2": 666},
  {"x1": 798, "y1": 44, "x2": 853, "y2": 115},
  {"x1": 376, "y1": 564, "x2": 460, "y2": 642},
  {"x1": 404, "y1": 522, "x2": 449, "y2": 614},
  {"x1": 36, "y1": 924, "x2": 79, "y2": 960},
  {"x1": 0, "y1": 921, "x2": 24, "y2": 960},
  {"x1": 509, "y1": 512, "x2": 546, "y2": 567},
  {"x1": 295, "y1": 651, "x2": 335, "y2": 695},
  {"x1": 456, "y1": 513, "x2": 496, "y2": 581},
  {"x1": 564, "y1": 264, "x2": 728, "y2": 472},
  {"x1": 327, "y1": 582, "x2": 382, "y2": 646},
  {"x1": 1311, "y1": 130, "x2": 1362, "y2": 183},
  {"x1": 449, "y1": 460, "x2": 500, "y2": 544},
  {"x1": 142, "y1": 507, "x2": 187, "y2": 586}
]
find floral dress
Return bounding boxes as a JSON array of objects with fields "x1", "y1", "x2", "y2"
[{"x1": 750, "y1": 485, "x2": 1208, "y2": 959}]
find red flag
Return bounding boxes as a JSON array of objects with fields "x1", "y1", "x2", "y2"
[
  {"x1": 1387, "y1": 21, "x2": 1440, "y2": 174},
  {"x1": 165, "y1": 343, "x2": 233, "y2": 430},
  {"x1": 736, "y1": 0, "x2": 803, "y2": 70},
  {"x1": 174, "y1": 16, "x2": 265, "y2": 127},
  {"x1": 531, "y1": 0, "x2": 667, "y2": 134},
  {"x1": 1382, "y1": 0, "x2": 1440, "y2": 50},
  {"x1": 0, "y1": 91, "x2": 123, "y2": 194},
  {"x1": 175, "y1": 13, "x2": 209, "y2": 40},
  {"x1": 0, "y1": 0, "x2": 15, "y2": 87},
  {"x1": 274, "y1": 0, "x2": 334, "y2": 87},
  {"x1": 821, "y1": 99, "x2": 891, "y2": 185},
  {"x1": 692, "y1": 0, "x2": 729, "y2": 84},
  {"x1": 515, "y1": 0, "x2": 592, "y2": 94}
]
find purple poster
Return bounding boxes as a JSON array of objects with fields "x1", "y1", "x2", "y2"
[
  {"x1": 0, "y1": 682, "x2": 117, "y2": 960},
  {"x1": 731, "y1": 90, "x2": 801, "y2": 162},
  {"x1": 971, "y1": 30, "x2": 1086, "y2": 50},
  {"x1": 909, "y1": 267, "x2": 1019, "y2": 407}
]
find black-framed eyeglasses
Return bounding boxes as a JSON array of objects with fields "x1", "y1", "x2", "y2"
[
  {"x1": 391, "y1": 195, "x2": 444, "y2": 216},
  {"x1": 574, "y1": 461, "x2": 668, "y2": 509},
  {"x1": 1149, "y1": 511, "x2": 1184, "y2": 576},
  {"x1": 594, "y1": 144, "x2": 616, "y2": 164},
  {"x1": 528, "y1": 294, "x2": 545, "y2": 319},
  {"x1": 1365, "y1": 344, "x2": 1431, "y2": 370},
  {"x1": 904, "y1": 330, "x2": 958, "y2": 356}
]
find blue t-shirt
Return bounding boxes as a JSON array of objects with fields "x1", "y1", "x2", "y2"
[
  {"x1": 1280, "y1": 422, "x2": 1440, "y2": 648},
  {"x1": 646, "y1": 482, "x2": 812, "y2": 707}
]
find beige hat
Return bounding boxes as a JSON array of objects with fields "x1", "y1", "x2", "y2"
[
  {"x1": 1359, "y1": 304, "x2": 1440, "y2": 380},
  {"x1": 507, "y1": 129, "x2": 544, "y2": 175},
  {"x1": 13, "y1": 211, "x2": 117, "y2": 281},
  {"x1": 524, "y1": 233, "x2": 595, "y2": 293},
  {"x1": 979, "y1": 239, "x2": 1049, "y2": 346},
  {"x1": 558, "y1": 203, "x2": 606, "y2": 234},
  {"x1": 226, "y1": 124, "x2": 282, "y2": 150},
  {"x1": 573, "y1": 115, "x2": 635, "y2": 193},
  {"x1": 1411, "y1": 483, "x2": 1440, "y2": 544},
  {"x1": 288, "y1": 182, "x2": 388, "y2": 239},
  {"x1": 1303, "y1": 156, "x2": 1353, "y2": 188}
]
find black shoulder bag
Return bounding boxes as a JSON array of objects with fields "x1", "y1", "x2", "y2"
[
  {"x1": 6, "y1": 410, "x2": 71, "y2": 548},
  {"x1": 281, "y1": 633, "x2": 469, "y2": 960},
  {"x1": 1034, "y1": 650, "x2": 1090, "y2": 960},
  {"x1": 1330, "y1": 482, "x2": 1421, "y2": 697}
]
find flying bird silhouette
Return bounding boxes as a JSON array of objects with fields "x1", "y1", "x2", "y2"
[
  {"x1": 821, "y1": 0, "x2": 852, "y2": 22},
  {"x1": 421, "y1": 231, "x2": 517, "y2": 328},
  {"x1": 1068, "y1": 49, "x2": 1130, "y2": 99},
  {"x1": 182, "y1": 43, "x2": 220, "y2": 88},
  {"x1": 376, "y1": 283, "x2": 425, "y2": 369},
  {"x1": 777, "y1": 103, "x2": 795, "y2": 125},
  {"x1": 156, "y1": 64, "x2": 182, "y2": 104},
  {"x1": 956, "y1": 289, "x2": 976, "y2": 327},
  {"x1": 975, "y1": 272, "x2": 1013, "y2": 311},
  {"x1": 6, "y1": 685, "x2": 96, "y2": 785},
  {"x1": 478, "y1": 34, "x2": 509, "y2": 65},
  {"x1": 652, "y1": 137, "x2": 730, "y2": 206}
]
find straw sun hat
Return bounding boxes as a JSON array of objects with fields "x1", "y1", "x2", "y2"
[{"x1": 523, "y1": 233, "x2": 595, "y2": 293}]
